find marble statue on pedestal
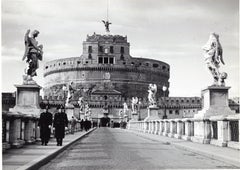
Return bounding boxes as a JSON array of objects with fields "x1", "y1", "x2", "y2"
[
  {"x1": 78, "y1": 97, "x2": 84, "y2": 112},
  {"x1": 202, "y1": 33, "x2": 227, "y2": 86},
  {"x1": 148, "y1": 84, "x2": 157, "y2": 106},
  {"x1": 65, "y1": 82, "x2": 75, "y2": 107},
  {"x1": 22, "y1": 29, "x2": 43, "y2": 84},
  {"x1": 123, "y1": 102, "x2": 128, "y2": 116},
  {"x1": 131, "y1": 97, "x2": 139, "y2": 113}
]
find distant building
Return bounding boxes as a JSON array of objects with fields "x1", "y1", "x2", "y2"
[
  {"x1": 2, "y1": 92, "x2": 16, "y2": 111},
  {"x1": 229, "y1": 97, "x2": 240, "y2": 113}
]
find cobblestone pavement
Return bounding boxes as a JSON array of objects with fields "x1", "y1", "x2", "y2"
[{"x1": 40, "y1": 128, "x2": 239, "y2": 170}]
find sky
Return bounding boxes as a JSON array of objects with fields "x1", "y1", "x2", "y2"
[{"x1": 1, "y1": 0, "x2": 239, "y2": 98}]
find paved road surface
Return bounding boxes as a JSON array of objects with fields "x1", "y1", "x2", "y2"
[{"x1": 40, "y1": 128, "x2": 238, "y2": 170}]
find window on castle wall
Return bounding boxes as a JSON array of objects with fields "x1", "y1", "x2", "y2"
[
  {"x1": 77, "y1": 61, "x2": 81, "y2": 64},
  {"x1": 169, "y1": 110, "x2": 172, "y2": 114},
  {"x1": 63, "y1": 62, "x2": 66, "y2": 65},
  {"x1": 121, "y1": 47, "x2": 124, "y2": 54},
  {"x1": 162, "y1": 66, "x2": 166, "y2": 70},
  {"x1": 104, "y1": 57, "x2": 108, "y2": 64},
  {"x1": 98, "y1": 57, "x2": 103, "y2": 64},
  {"x1": 192, "y1": 100, "x2": 195, "y2": 103},
  {"x1": 88, "y1": 53, "x2": 92, "y2": 59},
  {"x1": 153, "y1": 63, "x2": 159, "y2": 68},
  {"x1": 175, "y1": 110, "x2": 179, "y2": 115},
  {"x1": 109, "y1": 57, "x2": 114, "y2": 64},
  {"x1": 110, "y1": 46, "x2": 114, "y2": 53},
  {"x1": 99, "y1": 46, "x2": 103, "y2": 52},
  {"x1": 45, "y1": 66, "x2": 48, "y2": 69},
  {"x1": 145, "y1": 63, "x2": 149, "y2": 66},
  {"x1": 120, "y1": 54, "x2": 124, "y2": 60},
  {"x1": 88, "y1": 46, "x2": 92, "y2": 53}
]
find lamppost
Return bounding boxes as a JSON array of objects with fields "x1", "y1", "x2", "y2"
[
  {"x1": 62, "y1": 85, "x2": 67, "y2": 110},
  {"x1": 137, "y1": 100, "x2": 141, "y2": 121},
  {"x1": 162, "y1": 86, "x2": 168, "y2": 119}
]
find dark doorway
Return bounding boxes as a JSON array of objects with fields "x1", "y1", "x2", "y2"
[{"x1": 100, "y1": 117, "x2": 110, "y2": 127}]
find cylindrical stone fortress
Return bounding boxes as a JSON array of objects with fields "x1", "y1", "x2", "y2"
[{"x1": 43, "y1": 33, "x2": 170, "y2": 99}]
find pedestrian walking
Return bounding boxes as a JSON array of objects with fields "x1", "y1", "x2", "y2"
[
  {"x1": 80, "y1": 119, "x2": 84, "y2": 131},
  {"x1": 70, "y1": 116, "x2": 77, "y2": 134},
  {"x1": 38, "y1": 105, "x2": 52, "y2": 145},
  {"x1": 53, "y1": 105, "x2": 68, "y2": 146}
]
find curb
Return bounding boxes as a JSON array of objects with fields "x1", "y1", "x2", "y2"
[
  {"x1": 172, "y1": 143, "x2": 240, "y2": 168},
  {"x1": 127, "y1": 130, "x2": 240, "y2": 168},
  {"x1": 16, "y1": 128, "x2": 96, "y2": 170}
]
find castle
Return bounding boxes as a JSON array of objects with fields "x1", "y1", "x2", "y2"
[{"x1": 43, "y1": 33, "x2": 170, "y2": 99}]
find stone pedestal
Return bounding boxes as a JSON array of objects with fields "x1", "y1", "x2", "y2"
[
  {"x1": 131, "y1": 111, "x2": 139, "y2": 121},
  {"x1": 193, "y1": 86, "x2": 235, "y2": 144},
  {"x1": 144, "y1": 106, "x2": 160, "y2": 121},
  {"x1": 195, "y1": 86, "x2": 234, "y2": 119},
  {"x1": 10, "y1": 84, "x2": 42, "y2": 116},
  {"x1": 65, "y1": 104, "x2": 75, "y2": 120}
]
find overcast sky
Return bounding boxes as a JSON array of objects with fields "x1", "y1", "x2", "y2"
[{"x1": 1, "y1": 0, "x2": 239, "y2": 98}]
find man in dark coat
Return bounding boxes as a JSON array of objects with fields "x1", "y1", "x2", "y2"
[
  {"x1": 53, "y1": 106, "x2": 68, "y2": 146},
  {"x1": 38, "y1": 105, "x2": 53, "y2": 145}
]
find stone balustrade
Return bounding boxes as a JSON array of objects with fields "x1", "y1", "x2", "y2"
[
  {"x1": 128, "y1": 114, "x2": 240, "y2": 150},
  {"x1": 2, "y1": 111, "x2": 83, "y2": 152}
]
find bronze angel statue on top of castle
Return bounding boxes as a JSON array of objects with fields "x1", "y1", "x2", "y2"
[
  {"x1": 102, "y1": 20, "x2": 112, "y2": 33},
  {"x1": 22, "y1": 29, "x2": 43, "y2": 80}
]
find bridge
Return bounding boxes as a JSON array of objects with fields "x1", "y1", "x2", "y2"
[{"x1": 2, "y1": 111, "x2": 240, "y2": 169}]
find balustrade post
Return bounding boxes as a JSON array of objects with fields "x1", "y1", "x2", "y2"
[
  {"x1": 151, "y1": 121, "x2": 155, "y2": 134},
  {"x1": 144, "y1": 121, "x2": 148, "y2": 133},
  {"x1": 158, "y1": 121, "x2": 163, "y2": 135},
  {"x1": 175, "y1": 120, "x2": 183, "y2": 139},
  {"x1": 182, "y1": 120, "x2": 191, "y2": 141},
  {"x1": 9, "y1": 113, "x2": 25, "y2": 148},
  {"x1": 162, "y1": 121, "x2": 167, "y2": 136},
  {"x1": 2, "y1": 113, "x2": 11, "y2": 151},
  {"x1": 35, "y1": 119, "x2": 41, "y2": 141},
  {"x1": 154, "y1": 120, "x2": 159, "y2": 134},
  {"x1": 147, "y1": 121, "x2": 151, "y2": 133},
  {"x1": 24, "y1": 115, "x2": 35, "y2": 144},
  {"x1": 215, "y1": 119, "x2": 228, "y2": 147},
  {"x1": 169, "y1": 120, "x2": 174, "y2": 137}
]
